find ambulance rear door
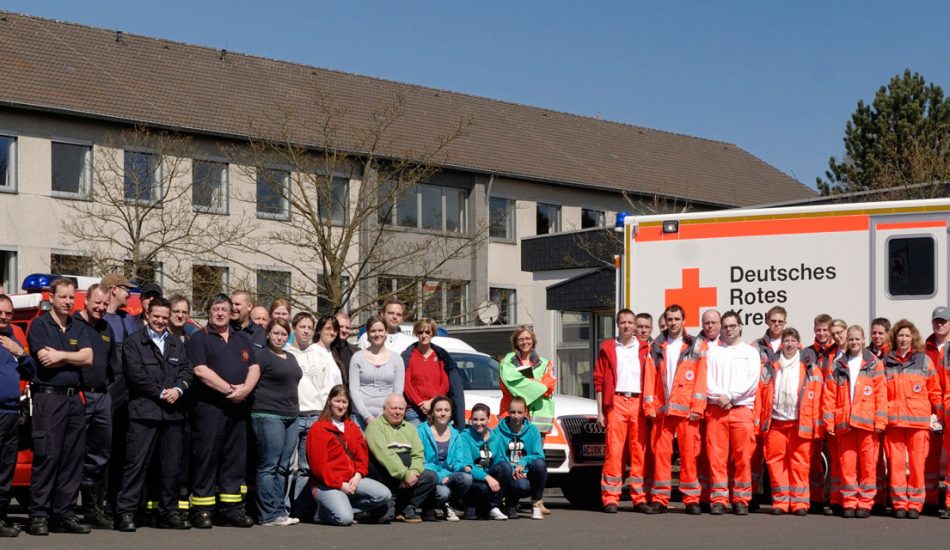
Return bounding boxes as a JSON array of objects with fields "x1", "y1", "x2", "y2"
[{"x1": 871, "y1": 211, "x2": 950, "y2": 325}]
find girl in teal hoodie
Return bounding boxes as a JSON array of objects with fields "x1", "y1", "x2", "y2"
[
  {"x1": 490, "y1": 396, "x2": 548, "y2": 520},
  {"x1": 417, "y1": 396, "x2": 472, "y2": 521},
  {"x1": 451, "y1": 403, "x2": 510, "y2": 520}
]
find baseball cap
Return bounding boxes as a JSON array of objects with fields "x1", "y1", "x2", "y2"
[
  {"x1": 100, "y1": 273, "x2": 134, "y2": 290},
  {"x1": 933, "y1": 307, "x2": 950, "y2": 321},
  {"x1": 139, "y1": 281, "x2": 163, "y2": 298}
]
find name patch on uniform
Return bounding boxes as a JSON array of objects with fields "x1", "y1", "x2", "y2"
[
  {"x1": 685, "y1": 370, "x2": 694, "y2": 381},
  {"x1": 68, "y1": 338, "x2": 78, "y2": 345},
  {"x1": 241, "y1": 350, "x2": 250, "y2": 362},
  {"x1": 863, "y1": 385, "x2": 872, "y2": 396},
  {"x1": 169, "y1": 357, "x2": 179, "y2": 363},
  {"x1": 101, "y1": 335, "x2": 111, "y2": 343}
]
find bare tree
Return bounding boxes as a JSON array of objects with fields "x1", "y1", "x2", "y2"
[
  {"x1": 62, "y1": 126, "x2": 251, "y2": 288},
  {"x1": 226, "y1": 90, "x2": 487, "y2": 318}
]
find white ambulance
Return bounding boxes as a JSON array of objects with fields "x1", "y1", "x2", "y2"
[{"x1": 618, "y1": 197, "x2": 950, "y2": 332}]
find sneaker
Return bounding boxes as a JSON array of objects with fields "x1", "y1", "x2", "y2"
[
  {"x1": 262, "y1": 516, "x2": 296, "y2": 526},
  {"x1": 395, "y1": 507, "x2": 423, "y2": 524},
  {"x1": 489, "y1": 507, "x2": 508, "y2": 521},
  {"x1": 463, "y1": 507, "x2": 478, "y2": 521},
  {"x1": 535, "y1": 500, "x2": 551, "y2": 515},
  {"x1": 444, "y1": 506, "x2": 460, "y2": 522},
  {"x1": 531, "y1": 505, "x2": 543, "y2": 520},
  {"x1": 506, "y1": 507, "x2": 519, "y2": 520}
]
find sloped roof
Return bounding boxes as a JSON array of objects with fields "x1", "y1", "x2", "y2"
[{"x1": 0, "y1": 12, "x2": 816, "y2": 206}]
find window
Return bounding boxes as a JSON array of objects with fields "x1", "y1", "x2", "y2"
[
  {"x1": 487, "y1": 287, "x2": 516, "y2": 325},
  {"x1": 122, "y1": 260, "x2": 160, "y2": 285},
  {"x1": 256, "y1": 167, "x2": 290, "y2": 220},
  {"x1": 317, "y1": 176, "x2": 349, "y2": 225},
  {"x1": 381, "y1": 184, "x2": 468, "y2": 233},
  {"x1": 489, "y1": 197, "x2": 514, "y2": 242},
  {"x1": 888, "y1": 236, "x2": 935, "y2": 297},
  {"x1": 317, "y1": 274, "x2": 350, "y2": 313},
  {"x1": 51, "y1": 141, "x2": 92, "y2": 197},
  {"x1": 192, "y1": 264, "x2": 228, "y2": 314},
  {"x1": 0, "y1": 250, "x2": 16, "y2": 293},
  {"x1": 557, "y1": 311, "x2": 592, "y2": 398},
  {"x1": 0, "y1": 135, "x2": 16, "y2": 191},
  {"x1": 537, "y1": 203, "x2": 561, "y2": 235},
  {"x1": 193, "y1": 160, "x2": 228, "y2": 213},
  {"x1": 581, "y1": 208, "x2": 605, "y2": 229},
  {"x1": 377, "y1": 275, "x2": 417, "y2": 316},
  {"x1": 378, "y1": 276, "x2": 467, "y2": 325},
  {"x1": 257, "y1": 269, "x2": 291, "y2": 307},
  {"x1": 50, "y1": 253, "x2": 94, "y2": 277},
  {"x1": 124, "y1": 151, "x2": 162, "y2": 203}
]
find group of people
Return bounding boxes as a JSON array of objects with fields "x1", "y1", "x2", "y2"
[
  {"x1": 595, "y1": 304, "x2": 950, "y2": 520},
  {"x1": 0, "y1": 275, "x2": 558, "y2": 538}
]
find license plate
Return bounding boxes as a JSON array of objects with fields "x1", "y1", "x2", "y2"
[{"x1": 582, "y1": 444, "x2": 605, "y2": 457}]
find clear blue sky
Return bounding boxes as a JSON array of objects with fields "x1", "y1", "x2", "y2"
[{"x1": 4, "y1": 0, "x2": 949, "y2": 189}]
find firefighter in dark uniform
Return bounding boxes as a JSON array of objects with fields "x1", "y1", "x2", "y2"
[
  {"x1": 72, "y1": 283, "x2": 119, "y2": 529},
  {"x1": 0, "y1": 294, "x2": 35, "y2": 538},
  {"x1": 114, "y1": 297, "x2": 192, "y2": 532},
  {"x1": 187, "y1": 293, "x2": 259, "y2": 528},
  {"x1": 26, "y1": 278, "x2": 93, "y2": 536},
  {"x1": 229, "y1": 290, "x2": 266, "y2": 350}
]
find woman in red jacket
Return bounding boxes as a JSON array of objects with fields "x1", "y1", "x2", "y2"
[
  {"x1": 306, "y1": 385, "x2": 394, "y2": 525},
  {"x1": 882, "y1": 319, "x2": 943, "y2": 519}
]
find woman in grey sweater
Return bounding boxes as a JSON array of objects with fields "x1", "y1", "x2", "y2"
[{"x1": 349, "y1": 316, "x2": 405, "y2": 428}]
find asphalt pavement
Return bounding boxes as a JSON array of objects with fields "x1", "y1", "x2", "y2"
[{"x1": 3, "y1": 495, "x2": 947, "y2": 549}]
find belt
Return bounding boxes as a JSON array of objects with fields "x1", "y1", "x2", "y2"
[
  {"x1": 81, "y1": 386, "x2": 106, "y2": 393},
  {"x1": 31, "y1": 384, "x2": 81, "y2": 397},
  {"x1": 615, "y1": 392, "x2": 641, "y2": 398}
]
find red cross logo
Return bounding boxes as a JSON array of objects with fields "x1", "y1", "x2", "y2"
[{"x1": 665, "y1": 268, "x2": 717, "y2": 328}]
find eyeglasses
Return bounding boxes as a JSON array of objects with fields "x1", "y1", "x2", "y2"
[{"x1": 767, "y1": 318, "x2": 786, "y2": 324}]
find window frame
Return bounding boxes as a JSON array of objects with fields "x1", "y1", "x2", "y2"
[
  {"x1": 488, "y1": 286, "x2": 517, "y2": 325},
  {"x1": 885, "y1": 235, "x2": 937, "y2": 299},
  {"x1": 0, "y1": 133, "x2": 17, "y2": 193},
  {"x1": 317, "y1": 174, "x2": 350, "y2": 226},
  {"x1": 0, "y1": 247, "x2": 17, "y2": 293},
  {"x1": 123, "y1": 149, "x2": 163, "y2": 205},
  {"x1": 383, "y1": 183, "x2": 468, "y2": 234},
  {"x1": 581, "y1": 207, "x2": 606, "y2": 229},
  {"x1": 49, "y1": 252, "x2": 95, "y2": 277},
  {"x1": 256, "y1": 268, "x2": 292, "y2": 307},
  {"x1": 256, "y1": 166, "x2": 291, "y2": 221},
  {"x1": 192, "y1": 158, "x2": 230, "y2": 214},
  {"x1": 191, "y1": 263, "x2": 230, "y2": 316},
  {"x1": 50, "y1": 139, "x2": 93, "y2": 199},
  {"x1": 536, "y1": 202, "x2": 561, "y2": 235},
  {"x1": 489, "y1": 196, "x2": 515, "y2": 243}
]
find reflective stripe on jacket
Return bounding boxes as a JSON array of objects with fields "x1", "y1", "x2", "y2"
[
  {"x1": 822, "y1": 349, "x2": 886, "y2": 433},
  {"x1": 883, "y1": 350, "x2": 943, "y2": 429}
]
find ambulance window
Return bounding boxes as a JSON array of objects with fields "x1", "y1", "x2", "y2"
[{"x1": 887, "y1": 236, "x2": 935, "y2": 297}]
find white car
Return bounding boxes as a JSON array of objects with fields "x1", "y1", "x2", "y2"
[{"x1": 433, "y1": 336, "x2": 605, "y2": 508}]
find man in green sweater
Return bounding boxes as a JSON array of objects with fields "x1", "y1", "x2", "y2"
[{"x1": 366, "y1": 394, "x2": 437, "y2": 523}]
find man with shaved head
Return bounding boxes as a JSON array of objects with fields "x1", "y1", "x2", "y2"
[{"x1": 365, "y1": 394, "x2": 436, "y2": 523}]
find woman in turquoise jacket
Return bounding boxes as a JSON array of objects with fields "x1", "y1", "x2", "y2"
[
  {"x1": 451, "y1": 403, "x2": 510, "y2": 520},
  {"x1": 417, "y1": 395, "x2": 472, "y2": 521},
  {"x1": 490, "y1": 396, "x2": 548, "y2": 520}
]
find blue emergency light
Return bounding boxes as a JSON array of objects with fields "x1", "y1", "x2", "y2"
[
  {"x1": 614, "y1": 212, "x2": 629, "y2": 232},
  {"x1": 21, "y1": 273, "x2": 62, "y2": 293}
]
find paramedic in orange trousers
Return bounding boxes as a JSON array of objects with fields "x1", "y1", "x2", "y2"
[
  {"x1": 803, "y1": 313, "x2": 837, "y2": 515},
  {"x1": 694, "y1": 309, "x2": 721, "y2": 510},
  {"x1": 867, "y1": 317, "x2": 891, "y2": 512},
  {"x1": 923, "y1": 307, "x2": 949, "y2": 515},
  {"x1": 635, "y1": 312, "x2": 656, "y2": 500},
  {"x1": 595, "y1": 309, "x2": 655, "y2": 513},
  {"x1": 752, "y1": 305, "x2": 787, "y2": 511},
  {"x1": 705, "y1": 311, "x2": 760, "y2": 515},
  {"x1": 823, "y1": 325, "x2": 886, "y2": 519},
  {"x1": 883, "y1": 319, "x2": 943, "y2": 519},
  {"x1": 756, "y1": 327, "x2": 823, "y2": 516},
  {"x1": 644, "y1": 305, "x2": 706, "y2": 515},
  {"x1": 825, "y1": 318, "x2": 849, "y2": 512}
]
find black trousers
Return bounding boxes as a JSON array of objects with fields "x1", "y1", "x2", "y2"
[
  {"x1": 81, "y1": 392, "x2": 112, "y2": 489},
  {"x1": 115, "y1": 419, "x2": 183, "y2": 516},
  {"x1": 29, "y1": 392, "x2": 85, "y2": 520},
  {"x1": 191, "y1": 401, "x2": 246, "y2": 513},
  {"x1": 369, "y1": 458, "x2": 437, "y2": 515},
  {"x1": 0, "y1": 413, "x2": 18, "y2": 512}
]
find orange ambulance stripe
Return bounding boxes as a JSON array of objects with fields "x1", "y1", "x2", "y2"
[
  {"x1": 875, "y1": 220, "x2": 947, "y2": 230},
  {"x1": 637, "y1": 214, "x2": 869, "y2": 242}
]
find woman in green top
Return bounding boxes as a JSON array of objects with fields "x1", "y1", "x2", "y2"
[{"x1": 499, "y1": 326, "x2": 556, "y2": 436}]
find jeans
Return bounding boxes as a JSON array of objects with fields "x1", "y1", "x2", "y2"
[
  {"x1": 404, "y1": 408, "x2": 422, "y2": 426},
  {"x1": 251, "y1": 415, "x2": 299, "y2": 522},
  {"x1": 315, "y1": 478, "x2": 393, "y2": 526},
  {"x1": 291, "y1": 414, "x2": 319, "y2": 519},
  {"x1": 466, "y1": 462, "x2": 511, "y2": 512},
  {"x1": 433, "y1": 471, "x2": 473, "y2": 507},
  {"x1": 506, "y1": 458, "x2": 548, "y2": 504},
  {"x1": 369, "y1": 459, "x2": 438, "y2": 515}
]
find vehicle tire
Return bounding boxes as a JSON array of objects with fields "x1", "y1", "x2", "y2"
[{"x1": 561, "y1": 468, "x2": 602, "y2": 509}]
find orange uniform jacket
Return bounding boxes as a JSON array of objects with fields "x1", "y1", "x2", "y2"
[
  {"x1": 883, "y1": 350, "x2": 943, "y2": 429},
  {"x1": 822, "y1": 350, "x2": 886, "y2": 434},
  {"x1": 754, "y1": 358, "x2": 824, "y2": 439},
  {"x1": 593, "y1": 337, "x2": 655, "y2": 418},
  {"x1": 644, "y1": 333, "x2": 707, "y2": 418}
]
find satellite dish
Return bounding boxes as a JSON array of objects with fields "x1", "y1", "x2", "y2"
[{"x1": 477, "y1": 300, "x2": 499, "y2": 325}]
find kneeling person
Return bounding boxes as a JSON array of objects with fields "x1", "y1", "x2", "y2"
[
  {"x1": 492, "y1": 396, "x2": 547, "y2": 520},
  {"x1": 115, "y1": 298, "x2": 193, "y2": 531},
  {"x1": 366, "y1": 394, "x2": 437, "y2": 523}
]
